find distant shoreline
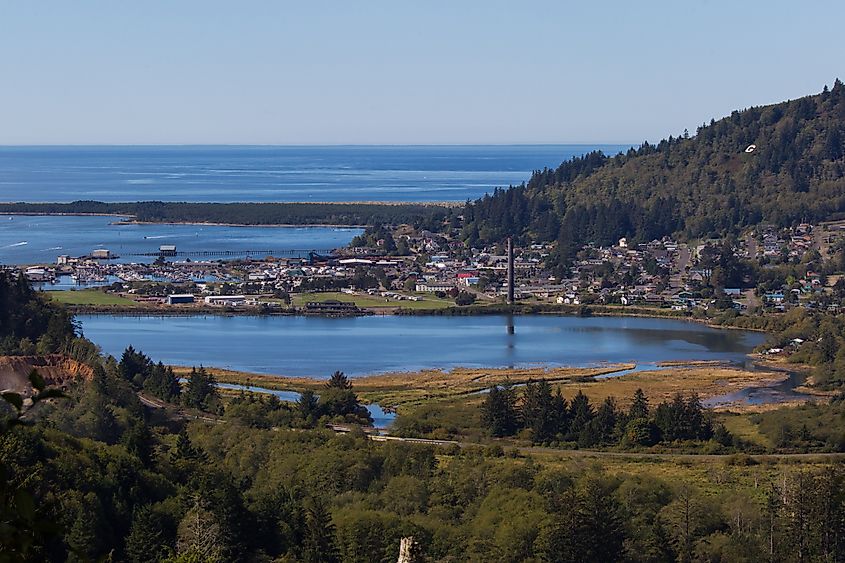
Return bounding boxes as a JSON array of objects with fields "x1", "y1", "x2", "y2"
[
  {"x1": 0, "y1": 200, "x2": 460, "y2": 207},
  {"x1": 0, "y1": 200, "x2": 457, "y2": 228},
  {"x1": 0, "y1": 211, "x2": 368, "y2": 228},
  {"x1": 111, "y1": 219, "x2": 367, "y2": 228},
  {"x1": 64, "y1": 301, "x2": 767, "y2": 333},
  {"x1": 0, "y1": 211, "x2": 136, "y2": 218}
]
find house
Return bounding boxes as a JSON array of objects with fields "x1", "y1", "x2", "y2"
[
  {"x1": 457, "y1": 272, "x2": 480, "y2": 287},
  {"x1": 556, "y1": 292, "x2": 580, "y2": 305},
  {"x1": 763, "y1": 292, "x2": 785, "y2": 304},
  {"x1": 415, "y1": 282, "x2": 455, "y2": 293},
  {"x1": 204, "y1": 295, "x2": 246, "y2": 306}
]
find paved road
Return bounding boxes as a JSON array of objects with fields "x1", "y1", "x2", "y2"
[{"x1": 669, "y1": 244, "x2": 691, "y2": 289}]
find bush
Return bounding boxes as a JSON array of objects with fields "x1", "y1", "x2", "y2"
[{"x1": 455, "y1": 291, "x2": 476, "y2": 306}]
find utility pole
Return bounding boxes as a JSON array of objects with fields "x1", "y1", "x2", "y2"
[{"x1": 507, "y1": 237, "x2": 515, "y2": 305}]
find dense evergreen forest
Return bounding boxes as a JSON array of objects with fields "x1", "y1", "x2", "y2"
[
  {"x1": 4, "y1": 270, "x2": 845, "y2": 561},
  {"x1": 0, "y1": 201, "x2": 452, "y2": 230},
  {"x1": 462, "y1": 80, "x2": 845, "y2": 269},
  {"x1": 0, "y1": 272, "x2": 91, "y2": 359}
]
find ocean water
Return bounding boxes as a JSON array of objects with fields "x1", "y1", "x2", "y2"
[{"x1": 0, "y1": 145, "x2": 628, "y2": 203}]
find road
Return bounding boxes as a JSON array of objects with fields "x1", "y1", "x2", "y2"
[
  {"x1": 669, "y1": 244, "x2": 691, "y2": 289},
  {"x1": 137, "y1": 392, "x2": 222, "y2": 424},
  {"x1": 745, "y1": 235, "x2": 758, "y2": 260}
]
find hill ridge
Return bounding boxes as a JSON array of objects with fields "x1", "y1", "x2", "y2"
[{"x1": 462, "y1": 80, "x2": 845, "y2": 268}]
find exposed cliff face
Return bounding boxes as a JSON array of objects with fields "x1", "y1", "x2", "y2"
[{"x1": 0, "y1": 355, "x2": 93, "y2": 395}]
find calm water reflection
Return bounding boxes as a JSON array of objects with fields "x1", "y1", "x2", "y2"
[{"x1": 78, "y1": 314, "x2": 766, "y2": 378}]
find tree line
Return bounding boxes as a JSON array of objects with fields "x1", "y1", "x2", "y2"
[
  {"x1": 117, "y1": 345, "x2": 374, "y2": 428},
  {"x1": 481, "y1": 381, "x2": 726, "y2": 449},
  {"x1": 0, "y1": 201, "x2": 454, "y2": 231}
]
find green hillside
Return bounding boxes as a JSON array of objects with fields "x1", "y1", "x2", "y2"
[{"x1": 463, "y1": 80, "x2": 845, "y2": 265}]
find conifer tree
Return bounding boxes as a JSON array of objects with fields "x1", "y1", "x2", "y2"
[
  {"x1": 629, "y1": 388, "x2": 649, "y2": 420},
  {"x1": 481, "y1": 385, "x2": 519, "y2": 437},
  {"x1": 302, "y1": 497, "x2": 339, "y2": 563}
]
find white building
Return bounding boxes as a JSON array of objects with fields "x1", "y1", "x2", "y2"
[{"x1": 204, "y1": 295, "x2": 246, "y2": 306}]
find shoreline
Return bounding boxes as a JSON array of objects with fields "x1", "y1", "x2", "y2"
[
  {"x1": 0, "y1": 211, "x2": 368, "y2": 229},
  {"x1": 0, "y1": 211, "x2": 137, "y2": 218},
  {"x1": 0, "y1": 200, "x2": 462, "y2": 207},
  {"x1": 171, "y1": 359, "x2": 800, "y2": 412},
  {"x1": 63, "y1": 300, "x2": 770, "y2": 333},
  {"x1": 0, "y1": 199, "x2": 456, "y2": 228},
  {"x1": 112, "y1": 219, "x2": 368, "y2": 228}
]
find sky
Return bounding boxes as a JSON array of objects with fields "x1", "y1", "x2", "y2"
[{"x1": 0, "y1": 0, "x2": 842, "y2": 145}]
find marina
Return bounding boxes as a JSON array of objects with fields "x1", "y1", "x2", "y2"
[{"x1": 0, "y1": 214, "x2": 361, "y2": 265}]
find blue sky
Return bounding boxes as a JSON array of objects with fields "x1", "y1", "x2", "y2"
[{"x1": 0, "y1": 0, "x2": 842, "y2": 145}]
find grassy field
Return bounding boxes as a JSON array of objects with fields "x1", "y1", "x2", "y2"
[
  {"x1": 290, "y1": 291, "x2": 456, "y2": 310},
  {"x1": 49, "y1": 289, "x2": 140, "y2": 307},
  {"x1": 188, "y1": 362, "x2": 787, "y2": 413},
  {"x1": 548, "y1": 366, "x2": 788, "y2": 408},
  {"x1": 719, "y1": 412, "x2": 775, "y2": 448},
  {"x1": 176, "y1": 364, "x2": 633, "y2": 404}
]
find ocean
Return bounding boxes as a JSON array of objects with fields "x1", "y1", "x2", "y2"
[{"x1": 0, "y1": 145, "x2": 628, "y2": 203}]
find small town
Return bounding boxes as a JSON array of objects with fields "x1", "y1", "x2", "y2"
[
  {"x1": 13, "y1": 218, "x2": 845, "y2": 318},
  {"x1": 3, "y1": 7, "x2": 845, "y2": 560}
]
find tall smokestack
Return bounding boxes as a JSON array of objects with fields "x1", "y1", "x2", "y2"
[{"x1": 507, "y1": 237, "x2": 514, "y2": 305}]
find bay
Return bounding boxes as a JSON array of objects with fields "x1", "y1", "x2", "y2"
[
  {"x1": 77, "y1": 314, "x2": 765, "y2": 378},
  {"x1": 0, "y1": 214, "x2": 361, "y2": 264}
]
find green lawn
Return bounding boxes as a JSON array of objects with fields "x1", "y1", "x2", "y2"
[
  {"x1": 290, "y1": 291, "x2": 456, "y2": 310},
  {"x1": 50, "y1": 289, "x2": 140, "y2": 307}
]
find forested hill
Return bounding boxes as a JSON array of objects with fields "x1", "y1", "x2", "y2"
[{"x1": 462, "y1": 80, "x2": 845, "y2": 259}]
